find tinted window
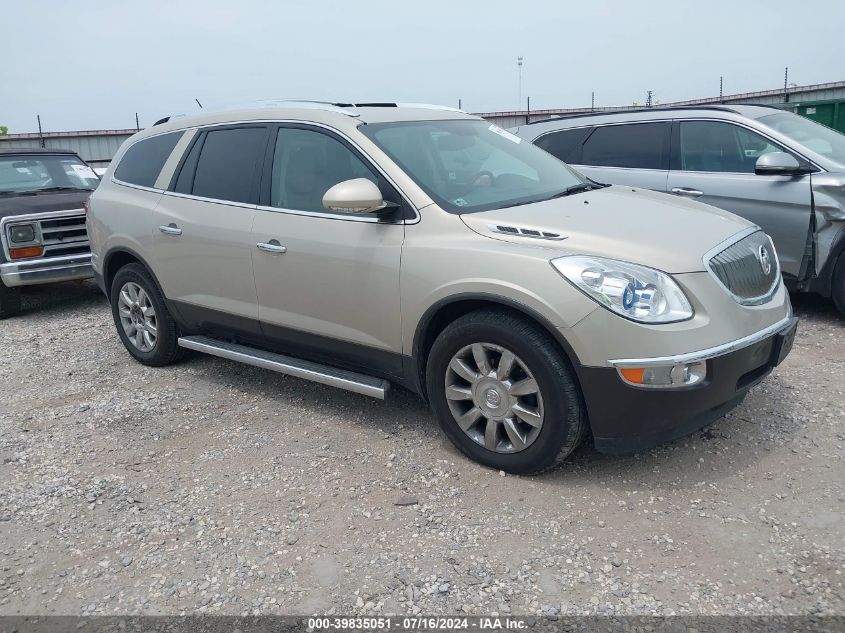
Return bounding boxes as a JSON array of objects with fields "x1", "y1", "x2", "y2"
[
  {"x1": 191, "y1": 127, "x2": 266, "y2": 203},
  {"x1": 679, "y1": 121, "x2": 784, "y2": 173},
  {"x1": 270, "y1": 127, "x2": 378, "y2": 212},
  {"x1": 114, "y1": 132, "x2": 182, "y2": 187},
  {"x1": 172, "y1": 135, "x2": 203, "y2": 194},
  {"x1": 580, "y1": 122, "x2": 667, "y2": 169},
  {"x1": 535, "y1": 127, "x2": 590, "y2": 163}
]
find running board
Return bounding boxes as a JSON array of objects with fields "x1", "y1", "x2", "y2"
[{"x1": 177, "y1": 335, "x2": 390, "y2": 399}]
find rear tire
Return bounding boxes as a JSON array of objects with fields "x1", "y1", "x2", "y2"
[
  {"x1": 110, "y1": 263, "x2": 183, "y2": 366},
  {"x1": 833, "y1": 254, "x2": 845, "y2": 318},
  {"x1": 426, "y1": 309, "x2": 586, "y2": 474},
  {"x1": 0, "y1": 282, "x2": 22, "y2": 319}
]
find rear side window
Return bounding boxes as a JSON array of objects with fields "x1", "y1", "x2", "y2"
[
  {"x1": 534, "y1": 127, "x2": 590, "y2": 163},
  {"x1": 187, "y1": 127, "x2": 267, "y2": 204},
  {"x1": 580, "y1": 122, "x2": 668, "y2": 169},
  {"x1": 114, "y1": 132, "x2": 182, "y2": 187}
]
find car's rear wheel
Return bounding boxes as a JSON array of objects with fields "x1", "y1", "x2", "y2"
[
  {"x1": 426, "y1": 309, "x2": 586, "y2": 474},
  {"x1": 0, "y1": 283, "x2": 22, "y2": 319},
  {"x1": 110, "y1": 263, "x2": 183, "y2": 366}
]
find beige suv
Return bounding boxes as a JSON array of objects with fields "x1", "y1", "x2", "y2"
[{"x1": 87, "y1": 101, "x2": 797, "y2": 473}]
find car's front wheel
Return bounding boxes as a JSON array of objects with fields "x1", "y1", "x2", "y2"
[
  {"x1": 110, "y1": 263, "x2": 183, "y2": 366},
  {"x1": 833, "y1": 254, "x2": 845, "y2": 318},
  {"x1": 426, "y1": 309, "x2": 586, "y2": 474}
]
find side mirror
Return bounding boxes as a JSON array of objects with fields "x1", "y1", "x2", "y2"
[
  {"x1": 322, "y1": 178, "x2": 389, "y2": 214},
  {"x1": 755, "y1": 152, "x2": 809, "y2": 176}
]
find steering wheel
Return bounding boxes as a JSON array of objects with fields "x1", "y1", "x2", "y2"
[{"x1": 470, "y1": 170, "x2": 495, "y2": 186}]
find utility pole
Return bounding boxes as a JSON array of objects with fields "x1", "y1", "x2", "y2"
[
  {"x1": 646, "y1": 90, "x2": 654, "y2": 107},
  {"x1": 784, "y1": 67, "x2": 789, "y2": 102},
  {"x1": 36, "y1": 115, "x2": 44, "y2": 148},
  {"x1": 591, "y1": 91, "x2": 595, "y2": 112},
  {"x1": 517, "y1": 56, "x2": 523, "y2": 111},
  {"x1": 135, "y1": 112, "x2": 140, "y2": 131},
  {"x1": 526, "y1": 96, "x2": 530, "y2": 124},
  {"x1": 719, "y1": 76, "x2": 723, "y2": 102},
  {"x1": 458, "y1": 98, "x2": 462, "y2": 111}
]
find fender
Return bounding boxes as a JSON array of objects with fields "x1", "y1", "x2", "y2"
[{"x1": 410, "y1": 292, "x2": 586, "y2": 398}]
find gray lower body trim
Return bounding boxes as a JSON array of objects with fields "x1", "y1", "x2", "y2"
[
  {"x1": 0, "y1": 254, "x2": 93, "y2": 288},
  {"x1": 608, "y1": 313, "x2": 793, "y2": 368},
  {"x1": 178, "y1": 335, "x2": 390, "y2": 399}
]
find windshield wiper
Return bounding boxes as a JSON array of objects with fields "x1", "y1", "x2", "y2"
[
  {"x1": 545, "y1": 181, "x2": 607, "y2": 200},
  {"x1": 17, "y1": 186, "x2": 93, "y2": 195}
]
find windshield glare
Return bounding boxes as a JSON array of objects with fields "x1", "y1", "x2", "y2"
[
  {"x1": 758, "y1": 112, "x2": 845, "y2": 168},
  {"x1": 0, "y1": 154, "x2": 99, "y2": 194},
  {"x1": 362, "y1": 120, "x2": 585, "y2": 212}
]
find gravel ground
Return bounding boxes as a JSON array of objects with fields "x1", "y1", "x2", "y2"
[{"x1": 0, "y1": 280, "x2": 843, "y2": 617}]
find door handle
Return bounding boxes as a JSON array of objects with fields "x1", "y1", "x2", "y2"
[
  {"x1": 256, "y1": 240, "x2": 287, "y2": 254},
  {"x1": 670, "y1": 187, "x2": 704, "y2": 198},
  {"x1": 159, "y1": 223, "x2": 182, "y2": 236}
]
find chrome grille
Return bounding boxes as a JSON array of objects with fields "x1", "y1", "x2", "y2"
[
  {"x1": 706, "y1": 230, "x2": 779, "y2": 305},
  {"x1": 38, "y1": 214, "x2": 90, "y2": 257}
]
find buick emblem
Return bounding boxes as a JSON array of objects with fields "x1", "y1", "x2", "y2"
[{"x1": 757, "y1": 245, "x2": 772, "y2": 276}]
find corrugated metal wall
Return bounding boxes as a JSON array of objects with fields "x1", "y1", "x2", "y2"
[
  {"x1": 480, "y1": 81, "x2": 845, "y2": 128},
  {"x1": 0, "y1": 132, "x2": 135, "y2": 166}
]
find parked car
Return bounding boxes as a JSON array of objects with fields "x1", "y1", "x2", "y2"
[
  {"x1": 512, "y1": 106, "x2": 845, "y2": 315},
  {"x1": 87, "y1": 102, "x2": 796, "y2": 473},
  {"x1": 0, "y1": 148, "x2": 98, "y2": 318}
]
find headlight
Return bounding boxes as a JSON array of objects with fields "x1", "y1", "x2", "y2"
[
  {"x1": 551, "y1": 255, "x2": 693, "y2": 323},
  {"x1": 9, "y1": 223, "x2": 37, "y2": 244}
]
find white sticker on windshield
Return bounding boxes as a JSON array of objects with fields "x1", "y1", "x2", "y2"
[
  {"x1": 488, "y1": 124, "x2": 522, "y2": 144},
  {"x1": 71, "y1": 164, "x2": 98, "y2": 180}
]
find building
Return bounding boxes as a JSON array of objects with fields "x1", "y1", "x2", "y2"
[
  {"x1": 0, "y1": 129, "x2": 137, "y2": 168},
  {"x1": 478, "y1": 80, "x2": 845, "y2": 130},
  {"x1": 2, "y1": 80, "x2": 843, "y2": 166}
]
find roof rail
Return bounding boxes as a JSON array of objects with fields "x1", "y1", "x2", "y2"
[
  {"x1": 151, "y1": 100, "x2": 467, "y2": 126},
  {"x1": 523, "y1": 104, "x2": 747, "y2": 125}
]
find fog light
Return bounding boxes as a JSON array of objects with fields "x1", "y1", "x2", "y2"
[
  {"x1": 618, "y1": 360, "x2": 706, "y2": 388},
  {"x1": 9, "y1": 223, "x2": 36, "y2": 243}
]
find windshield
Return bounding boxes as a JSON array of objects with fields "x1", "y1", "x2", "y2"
[
  {"x1": 361, "y1": 119, "x2": 585, "y2": 213},
  {"x1": 758, "y1": 112, "x2": 845, "y2": 168},
  {"x1": 0, "y1": 154, "x2": 99, "y2": 194}
]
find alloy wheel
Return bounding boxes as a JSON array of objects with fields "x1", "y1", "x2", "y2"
[
  {"x1": 444, "y1": 342, "x2": 544, "y2": 453},
  {"x1": 117, "y1": 282, "x2": 158, "y2": 352}
]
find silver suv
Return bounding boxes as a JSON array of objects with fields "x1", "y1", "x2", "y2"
[
  {"x1": 87, "y1": 101, "x2": 796, "y2": 473},
  {"x1": 512, "y1": 105, "x2": 845, "y2": 314}
]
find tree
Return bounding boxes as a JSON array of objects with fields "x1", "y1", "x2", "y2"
[{"x1": 0, "y1": 126, "x2": 8, "y2": 135}]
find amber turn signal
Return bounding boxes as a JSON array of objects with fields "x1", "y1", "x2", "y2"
[
  {"x1": 618, "y1": 367, "x2": 646, "y2": 384},
  {"x1": 9, "y1": 246, "x2": 45, "y2": 260}
]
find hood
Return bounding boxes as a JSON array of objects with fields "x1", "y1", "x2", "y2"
[
  {"x1": 459, "y1": 186, "x2": 753, "y2": 273},
  {"x1": 0, "y1": 190, "x2": 93, "y2": 221}
]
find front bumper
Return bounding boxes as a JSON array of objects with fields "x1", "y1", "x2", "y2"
[
  {"x1": 0, "y1": 253, "x2": 93, "y2": 288},
  {"x1": 579, "y1": 316, "x2": 798, "y2": 454}
]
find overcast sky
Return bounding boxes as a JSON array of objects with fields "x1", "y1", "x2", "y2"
[{"x1": 2, "y1": 0, "x2": 843, "y2": 133}]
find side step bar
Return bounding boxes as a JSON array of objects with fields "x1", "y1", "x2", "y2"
[{"x1": 178, "y1": 335, "x2": 390, "y2": 399}]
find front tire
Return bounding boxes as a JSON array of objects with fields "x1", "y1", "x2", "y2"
[
  {"x1": 426, "y1": 309, "x2": 586, "y2": 474},
  {"x1": 833, "y1": 254, "x2": 845, "y2": 318},
  {"x1": 110, "y1": 263, "x2": 183, "y2": 366},
  {"x1": 0, "y1": 282, "x2": 22, "y2": 319}
]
